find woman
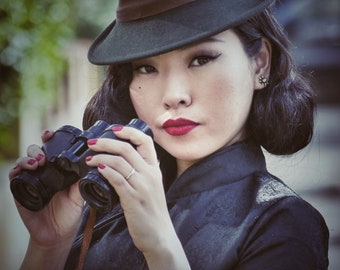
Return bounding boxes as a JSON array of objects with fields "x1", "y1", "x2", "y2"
[{"x1": 9, "y1": 0, "x2": 329, "y2": 269}]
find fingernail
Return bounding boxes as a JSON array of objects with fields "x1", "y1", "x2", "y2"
[
  {"x1": 13, "y1": 164, "x2": 20, "y2": 170},
  {"x1": 42, "y1": 130, "x2": 52, "y2": 136},
  {"x1": 112, "y1": 126, "x2": 123, "y2": 132},
  {"x1": 36, "y1": 154, "x2": 44, "y2": 161},
  {"x1": 87, "y1": 139, "x2": 98, "y2": 145},
  {"x1": 28, "y1": 159, "x2": 37, "y2": 165},
  {"x1": 98, "y1": 163, "x2": 106, "y2": 169},
  {"x1": 85, "y1": 156, "x2": 93, "y2": 162}
]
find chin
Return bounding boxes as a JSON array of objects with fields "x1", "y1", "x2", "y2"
[{"x1": 170, "y1": 146, "x2": 215, "y2": 161}]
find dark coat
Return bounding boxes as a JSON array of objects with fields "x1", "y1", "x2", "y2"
[{"x1": 65, "y1": 141, "x2": 329, "y2": 269}]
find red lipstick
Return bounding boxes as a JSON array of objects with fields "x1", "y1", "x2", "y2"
[{"x1": 162, "y1": 118, "x2": 198, "y2": 136}]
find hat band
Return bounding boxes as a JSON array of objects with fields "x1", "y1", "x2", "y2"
[{"x1": 117, "y1": 0, "x2": 196, "y2": 22}]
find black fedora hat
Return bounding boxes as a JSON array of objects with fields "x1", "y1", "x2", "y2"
[{"x1": 88, "y1": 0, "x2": 275, "y2": 65}]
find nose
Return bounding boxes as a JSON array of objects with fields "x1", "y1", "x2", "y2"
[{"x1": 162, "y1": 72, "x2": 192, "y2": 110}]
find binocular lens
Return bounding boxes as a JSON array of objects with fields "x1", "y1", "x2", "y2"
[
  {"x1": 79, "y1": 170, "x2": 116, "y2": 212},
  {"x1": 22, "y1": 182, "x2": 39, "y2": 198},
  {"x1": 83, "y1": 182, "x2": 110, "y2": 207},
  {"x1": 10, "y1": 172, "x2": 47, "y2": 211}
]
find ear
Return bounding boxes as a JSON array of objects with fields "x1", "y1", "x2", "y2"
[{"x1": 253, "y1": 38, "x2": 272, "y2": 90}]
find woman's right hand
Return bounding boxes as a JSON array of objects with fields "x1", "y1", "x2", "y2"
[{"x1": 8, "y1": 130, "x2": 84, "y2": 250}]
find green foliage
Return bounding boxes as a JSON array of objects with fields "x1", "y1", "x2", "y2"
[
  {"x1": 3, "y1": 0, "x2": 75, "y2": 98},
  {"x1": 0, "y1": 0, "x2": 75, "y2": 161},
  {"x1": 0, "y1": 0, "x2": 116, "y2": 162},
  {"x1": 75, "y1": 0, "x2": 117, "y2": 38}
]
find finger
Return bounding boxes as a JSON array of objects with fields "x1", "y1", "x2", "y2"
[
  {"x1": 86, "y1": 154, "x2": 134, "y2": 182},
  {"x1": 114, "y1": 126, "x2": 158, "y2": 165},
  {"x1": 8, "y1": 164, "x2": 22, "y2": 180},
  {"x1": 90, "y1": 152, "x2": 162, "y2": 198},
  {"x1": 90, "y1": 125, "x2": 157, "y2": 167},
  {"x1": 16, "y1": 156, "x2": 39, "y2": 170},
  {"x1": 9, "y1": 157, "x2": 39, "y2": 180},
  {"x1": 87, "y1": 138, "x2": 146, "y2": 172},
  {"x1": 97, "y1": 163, "x2": 136, "y2": 199},
  {"x1": 27, "y1": 144, "x2": 45, "y2": 166},
  {"x1": 41, "y1": 129, "x2": 54, "y2": 143}
]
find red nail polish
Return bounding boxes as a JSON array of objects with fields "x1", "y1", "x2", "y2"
[
  {"x1": 112, "y1": 126, "x2": 123, "y2": 132},
  {"x1": 98, "y1": 163, "x2": 106, "y2": 169},
  {"x1": 13, "y1": 164, "x2": 20, "y2": 170},
  {"x1": 42, "y1": 130, "x2": 51, "y2": 136},
  {"x1": 85, "y1": 156, "x2": 93, "y2": 162},
  {"x1": 36, "y1": 154, "x2": 44, "y2": 161},
  {"x1": 87, "y1": 139, "x2": 98, "y2": 145},
  {"x1": 28, "y1": 159, "x2": 37, "y2": 165}
]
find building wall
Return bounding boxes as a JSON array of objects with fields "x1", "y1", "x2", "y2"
[
  {"x1": 19, "y1": 40, "x2": 103, "y2": 156},
  {"x1": 0, "y1": 40, "x2": 103, "y2": 270}
]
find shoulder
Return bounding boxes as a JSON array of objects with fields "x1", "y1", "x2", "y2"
[
  {"x1": 240, "y1": 172, "x2": 329, "y2": 269},
  {"x1": 254, "y1": 172, "x2": 298, "y2": 204},
  {"x1": 252, "y1": 172, "x2": 328, "y2": 244}
]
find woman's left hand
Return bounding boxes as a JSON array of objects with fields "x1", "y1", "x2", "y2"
[{"x1": 85, "y1": 125, "x2": 190, "y2": 269}]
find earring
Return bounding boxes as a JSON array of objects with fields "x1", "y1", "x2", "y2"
[{"x1": 259, "y1": 75, "x2": 269, "y2": 87}]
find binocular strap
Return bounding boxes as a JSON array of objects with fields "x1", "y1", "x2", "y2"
[
  {"x1": 75, "y1": 207, "x2": 147, "y2": 270},
  {"x1": 77, "y1": 207, "x2": 96, "y2": 270}
]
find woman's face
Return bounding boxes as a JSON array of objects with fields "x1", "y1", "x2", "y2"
[{"x1": 130, "y1": 29, "x2": 266, "y2": 173}]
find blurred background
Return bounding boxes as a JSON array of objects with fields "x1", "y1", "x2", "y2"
[{"x1": 0, "y1": 0, "x2": 339, "y2": 269}]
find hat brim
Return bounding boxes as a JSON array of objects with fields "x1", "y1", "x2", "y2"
[{"x1": 88, "y1": 0, "x2": 274, "y2": 65}]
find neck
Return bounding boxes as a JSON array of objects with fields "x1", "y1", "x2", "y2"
[{"x1": 176, "y1": 159, "x2": 201, "y2": 177}]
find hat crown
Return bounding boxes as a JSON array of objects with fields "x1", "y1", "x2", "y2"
[{"x1": 117, "y1": 0, "x2": 195, "y2": 22}]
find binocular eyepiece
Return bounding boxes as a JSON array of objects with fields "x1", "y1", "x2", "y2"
[{"x1": 10, "y1": 119, "x2": 153, "y2": 213}]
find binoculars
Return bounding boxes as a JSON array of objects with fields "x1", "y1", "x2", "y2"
[{"x1": 10, "y1": 119, "x2": 153, "y2": 213}]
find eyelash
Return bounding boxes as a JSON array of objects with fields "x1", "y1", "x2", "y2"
[
  {"x1": 133, "y1": 52, "x2": 221, "y2": 74},
  {"x1": 134, "y1": 65, "x2": 156, "y2": 74},
  {"x1": 189, "y1": 53, "x2": 221, "y2": 67}
]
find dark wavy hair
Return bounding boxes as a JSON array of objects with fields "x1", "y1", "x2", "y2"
[
  {"x1": 82, "y1": 7, "x2": 314, "y2": 184},
  {"x1": 234, "y1": 9, "x2": 314, "y2": 155}
]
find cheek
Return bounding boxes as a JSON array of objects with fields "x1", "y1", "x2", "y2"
[
  {"x1": 129, "y1": 86, "x2": 157, "y2": 125},
  {"x1": 130, "y1": 88, "x2": 145, "y2": 116},
  {"x1": 205, "y1": 73, "x2": 254, "y2": 121},
  {"x1": 204, "y1": 76, "x2": 236, "y2": 106}
]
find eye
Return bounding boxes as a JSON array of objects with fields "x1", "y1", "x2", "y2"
[
  {"x1": 190, "y1": 53, "x2": 221, "y2": 67},
  {"x1": 134, "y1": 65, "x2": 156, "y2": 74}
]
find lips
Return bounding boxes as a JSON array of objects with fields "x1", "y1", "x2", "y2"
[{"x1": 162, "y1": 118, "x2": 199, "y2": 136}]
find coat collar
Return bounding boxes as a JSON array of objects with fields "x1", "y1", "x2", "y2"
[{"x1": 166, "y1": 140, "x2": 267, "y2": 201}]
